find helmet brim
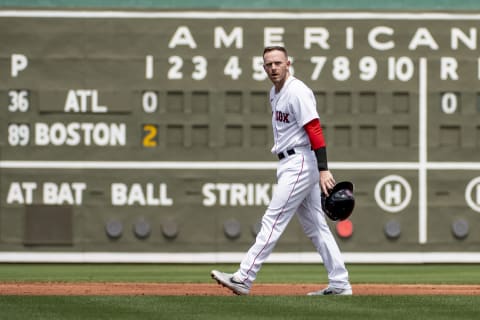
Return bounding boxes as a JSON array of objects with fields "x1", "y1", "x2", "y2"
[{"x1": 331, "y1": 181, "x2": 354, "y2": 193}]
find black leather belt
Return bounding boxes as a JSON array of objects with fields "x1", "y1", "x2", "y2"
[{"x1": 277, "y1": 148, "x2": 296, "y2": 160}]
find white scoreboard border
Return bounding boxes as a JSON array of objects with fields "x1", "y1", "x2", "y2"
[
  {"x1": 2, "y1": 10, "x2": 480, "y2": 20},
  {"x1": 1, "y1": 9, "x2": 480, "y2": 263},
  {"x1": 0, "y1": 252, "x2": 480, "y2": 264}
]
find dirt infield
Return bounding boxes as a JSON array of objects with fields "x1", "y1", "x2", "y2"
[{"x1": 1, "y1": 282, "x2": 480, "y2": 295}]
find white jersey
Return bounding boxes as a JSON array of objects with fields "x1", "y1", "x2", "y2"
[{"x1": 269, "y1": 76, "x2": 319, "y2": 154}]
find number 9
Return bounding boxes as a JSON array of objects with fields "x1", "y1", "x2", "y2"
[
  {"x1": 359, "y1": 56, "x2": 377, "y2": 81},
  {"x1": 8, "y1": 124, "x2": 30, "y2": 146}
]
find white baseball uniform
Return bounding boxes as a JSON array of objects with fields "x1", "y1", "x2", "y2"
[{"x1": 233, "y1": 76, "x2": 350, "y2": 290}]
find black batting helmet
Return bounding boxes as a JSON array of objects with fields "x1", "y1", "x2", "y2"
[{"x1": 321, "y1": 181, "x2": 355, "y2": 221}]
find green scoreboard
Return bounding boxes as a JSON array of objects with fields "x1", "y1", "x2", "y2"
[{"x1": 1, "y1": 10, "x2": 480, "y2": 262}]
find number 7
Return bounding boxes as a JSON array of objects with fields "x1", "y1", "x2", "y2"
[{"x1": 310, "y1": 56, "x2": 327, "y2": 80}]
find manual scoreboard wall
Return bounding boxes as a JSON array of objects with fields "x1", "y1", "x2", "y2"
[{"x1": 1, "y1": 10, "x2": 480, "y2": 257}]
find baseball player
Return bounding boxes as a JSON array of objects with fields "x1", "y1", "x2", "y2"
[{"x1": 211, "y1": 46, "x2": 352, "y2": 296}]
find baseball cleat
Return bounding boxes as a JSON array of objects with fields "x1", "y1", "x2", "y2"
[
  {"x1": 211, "y1": 270, "x2": 250, "y2": 295},
  {"x1": 307, "y1": 286, "x2": 353, "y2": 296}
]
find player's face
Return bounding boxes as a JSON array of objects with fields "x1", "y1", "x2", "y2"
[{"x1": 263, "y1": 50, "x2": 290, "y2": 87}]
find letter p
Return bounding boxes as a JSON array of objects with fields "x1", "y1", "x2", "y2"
[{"x1": 11, "y1": 54, "x2": 28, "y2": 77}]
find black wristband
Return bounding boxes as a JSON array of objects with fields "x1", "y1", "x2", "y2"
[{"x1": 314, "y1": 147, "x2": 328, "y2": 171}]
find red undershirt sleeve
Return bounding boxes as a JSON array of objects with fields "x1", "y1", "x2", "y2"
[
  {"x1": 304, "y1": 118, "x2": 328, "y2": 171},
  {"x1": 304, "y1": 118, "x2": 325, "y2": 149}
]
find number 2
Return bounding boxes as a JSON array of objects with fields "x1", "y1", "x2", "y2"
[{"x1": 142, "y1": 124, "x2": 158, "y2": 147}]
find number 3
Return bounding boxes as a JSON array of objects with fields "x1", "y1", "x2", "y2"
[{"x1": 8, "y1": 90, "x2": 29, "y2": 112}]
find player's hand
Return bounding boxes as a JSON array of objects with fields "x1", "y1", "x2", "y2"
[{"x1": 320, "y1": 170, "x2": 336, "y2": 196}]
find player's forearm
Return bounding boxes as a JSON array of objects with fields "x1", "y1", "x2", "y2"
[
  {"x1": 314, "y1": 147, "x2": 328, "y2": 171},
  {"x1": 304, "y1": 118, "x2": 328, "y2": 171}
]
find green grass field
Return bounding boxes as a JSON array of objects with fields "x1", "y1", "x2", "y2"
[
  {"x1": 1, "y1": 264, "x2": 479, "y2": 319},
  {"x1": 0, "y1": 263, "x2": 479, "y2": 284}
]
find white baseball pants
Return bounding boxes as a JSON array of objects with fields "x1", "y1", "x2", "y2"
[{"x1": 234, "y1": 148, "x2": 351, "y2": 289}]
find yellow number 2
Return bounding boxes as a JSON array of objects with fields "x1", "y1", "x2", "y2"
[{"x1": 142, "y1": 124, "x2": 158, "y2": 147}]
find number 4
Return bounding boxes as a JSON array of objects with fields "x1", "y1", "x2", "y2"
[{"x1": 224, "y1": 56, "x2": 242, "y2": 80}]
